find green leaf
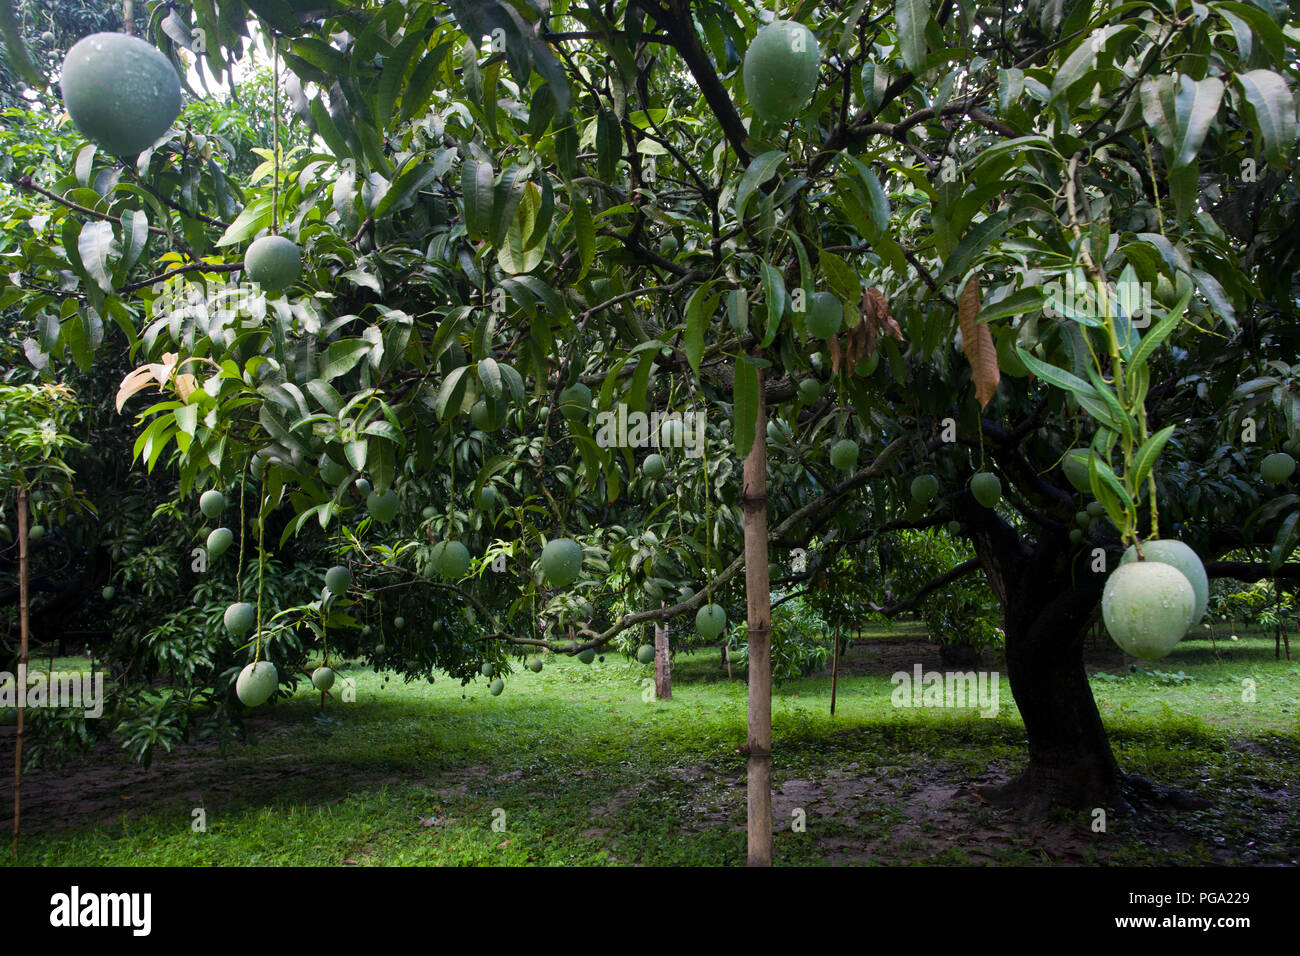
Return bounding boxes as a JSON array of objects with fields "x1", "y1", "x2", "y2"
[
  {"x1": 1051, "y1": 28, "x2": 1107, "y2": 101},
  {"x1": 571, "y1": 197, "x2": 595, "y2": 280},
  {"x1": 1169, "y1": 76, "x2": 1224, "y2": 169},
  {"x1": 935, "y1": 211, "x2": 1011, "y2": 288},
  {"x1": 462, "y1": 160, "x2": 495, "y2": 242},
  {"x1": 759, "y1": 261, "x2": 786, "y2": 348},
  {"x1": 307, "y1": 97, "x2": 352, "y2": 163},
  {"x1": 377, "y1": 28, "x2": 429, "y2": 130},
  {"x1": 819, "y1": 250, "x2": 861, "y2": 311},
  {"x1": 120, "y1": 209, "x2": 149, "y2": 274},
  {"x1": 841, "y1": 153, "x2": 890, "y2": 236},
  {"x1": 497, "y1": 181, "x2": 544, "y2": 275},
  {"x1": 320, "y1": 340, "x2": 371, "y2": 381},
  {"x1": 478, "y1": 357, "x2": 503, "y2": 399},
  {"x1": 1269, "y1": 509, "x2": 1300, "y2": 572},
  {"x1": 491, "y1": 165, "x2": 529, "y2": 248},
  {"x1": 1016, "y1": 348, "x2": 1102, "y2": 400},
  {"x1": 735, "y1": 150, "x2": 785, "y2": 222},
  {"x1": 975, "y1": 287, "x2": 1046, "y2": 324},
  {"x1": 215, "y1": 197, "x2": 273, "y2": 247},
  {"x1": 1218, "y1": 3, "x2": 1285, "y2": 64},
  {"x1": 374, "y1": 159, "x2": 438, "y2": 218},
  {"x1": 77, "y1": 221, "x2": 117, "y2": 293},
  {"x1": 895, "y1": 0, "x2": 929, "y2": 74},
  {"x1": 1235, "y1": 69, "x2": 1297, "y2": 166},
  {"x1": 1088, "y1": 454, "x2": 1134, "y2": 531},
  {"x1": 1128, "y1": 289, "x2": 1191, "y2": 371},
  {"x1": 733, "y1": 356, "x2": 759, "y2": 459},
  {"x1": 683, "y1": 283, "x2": 715, "y2": 375},
  {"x1": 1129, "y1": 424, "x2": 1176, "y2": 491},
  {"x1": 398, "y1": 39, "x2": 453, "y2": 125},
  {"x1": 436, "y1": 365, "x2": 470, "y2": 421}
]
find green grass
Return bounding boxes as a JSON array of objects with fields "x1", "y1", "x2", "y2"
[{"x1": 3, "y1": 626, "x2": 1297, "y2": 866}]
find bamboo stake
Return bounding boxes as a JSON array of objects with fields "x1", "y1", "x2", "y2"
[
  {"x1": 741, "y1": 367, "x2": 772, "y2": 867},
  {"x1": 12, "y1": 484, "x2": 29, "y2": 857},
  {"x1": 830, "y1": 623, "x2": 840, "y2": 717}
]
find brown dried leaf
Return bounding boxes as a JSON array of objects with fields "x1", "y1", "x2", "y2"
[
  {"x1": 847, "y1": 320, "x2": 870, "y2": 369},
  {"x1": 115, "y1": 366, "x2": 157, "y2": 413},
  {"x1": 958, "y1": 277, "x2": 1000, "y2": 409},
  {"x1": 865, "y1": 287, "x2": 904, "y2": 342},
  {"x1": 828, "y1": 333, "x2": 844, "y2": 376},
  {"x1": 174, "y1": 373, "x2": 198, "y2": 402}
]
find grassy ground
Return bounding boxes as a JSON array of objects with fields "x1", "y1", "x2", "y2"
[{"x1": 1, "y1": 624, "x2": 1296, "y2": 866}]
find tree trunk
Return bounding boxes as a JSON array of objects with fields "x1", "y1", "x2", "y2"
[
  {"x1": 994, "y1": 583, "x2": 1125, "y2": 814},
  {"x1": 961, "y1": 498, "x2": 1125, "y2": 814},
  {"x1": 12, "y1": 485, "x2": 29, "y2": 857},
  {"x1": 741, "y1": 369, "x2": 772, "y2": 867},
  {"x1": 653, "y1": 606, "x2": 671, "y2": 700}
]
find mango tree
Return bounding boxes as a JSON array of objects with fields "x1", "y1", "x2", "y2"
[{"x1": 2, "y1": 0, "x2": 1297, "y2": 865}]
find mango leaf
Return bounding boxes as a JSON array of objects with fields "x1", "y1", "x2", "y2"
[
  {"x1": 119, "y1": 209, "x2": 149, "y2": 274},
  {"x1": 215, "y1": 197, "x2": 273, "y2": 247},
  {"x1": 935, "y1": 211, "x2": 1010, "y2": 288},
  {"x1": 571, "y1": 197, "x2": 595, "y2": 280},
  {"x1": 895, "y1": 0, "x2": 929, "y2": 74},
  {"x1": 1128, "y1": 288, "x2": 1191, "y2": 371},
  {"x1": 1169, "y1": 76, "x2": 1224, "y2": 169},
  {"x1": 735, "y1": 150, "x2": 785, "y2": 222},
  {"x1": 478, "y1": 356, "x2": 503, "y2": 399},
  {"x1": 497, "y1": 181, "x2": 543, "y2": 274},
  {"x1": 1269, "y1": 509, "x2": 1300, "y2": 571},
  {"x1": 436, "y1": 365, "x2": 470, "y2": 420},
  {"x1": 1088, "y1": 454, "x2": 1134, "y2": 533},
  {"x1": 1129, "y1": 424, "x2": 1177, "y2": 491},
  {"x1": 462, "y1": 160, "x2": 495, "y2": 241},
  {"x1": 320, "y1": 340, "x2": 371, "y2": 381},
  {"x1": 733, "y1": 355, "x2": 760, "y2": 459},
  {"x1": 683, "y1": 282, "x2": 715, "y2": 375},
  {"x1": 1235, "y1": 69, "x2": 1297, "y2": 166},
  {"x1": 77, "y1": 221, "x2": 117, "y2": 293},
  {"x1": 975, "y1": 287, "x2": 1045, "y2": 324},
  {"x1": 1016, "y1": 348, "x2": 1101, "y2": 401},
  {"x1": 375, "y1": 159, "x2": 438, "y2": 218},
  {"x1": 759, "y1": 261, "x2": 786, "y2": 348},
  {"x1": 491, "y1": 165, "x2": 529, "y2": 248}
]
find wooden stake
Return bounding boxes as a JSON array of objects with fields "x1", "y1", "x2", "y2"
[
  {"x1": 12, "y1": 484, "x2": 29, "y2": 858},
  {"x1": 654, "y1": 602, "x2": 671, "y2": 700},
  {"x1": 830, "y1": 623, "x2": 840, "y2": 717},
  {"x1": 741, "y1": 368, "x2": 772, "y2": 867}
]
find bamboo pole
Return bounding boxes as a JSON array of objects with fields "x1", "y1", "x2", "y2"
[
  {"x1": 12, "y1": 484, "x2": 29, "y2": 857},
  {"x1": 741, "y1": 368, "x2": 772, "y2": 867},
  {"x1": 830, "y1": 623, "x2": 840, "y2": 716}
]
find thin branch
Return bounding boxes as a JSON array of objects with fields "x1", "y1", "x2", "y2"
[
  {"x1": 118, "y1": 261, "x2": 242, "y2": 294},
  {"x1": 869, "y1": 558, "x2": 981, "y2": 616}
]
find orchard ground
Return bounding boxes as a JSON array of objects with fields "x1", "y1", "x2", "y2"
[{"x1": 1, "y1": 624, "x2": 1295, "y2": 867}]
